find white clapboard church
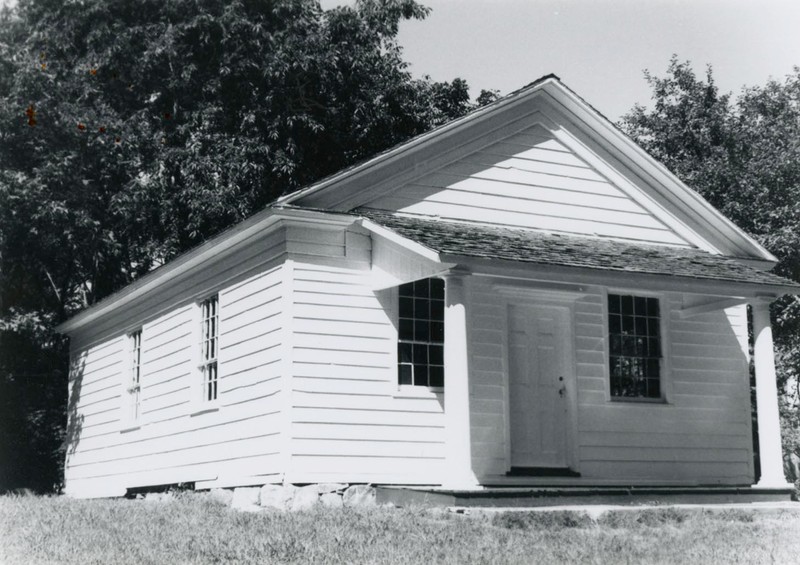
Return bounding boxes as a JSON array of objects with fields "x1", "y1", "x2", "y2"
[{"x1": 57, "y1": 75, "x2": 798, "y2": 500}]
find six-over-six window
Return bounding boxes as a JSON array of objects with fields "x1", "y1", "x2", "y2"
[
  {"x1": 200, "y1": 295, "x2": 219, "y2": 402},
  {"x1": 608, "y1": 294, "x2": 662, "y2": 399},
  {"x1": 127, "y1": 329, "x2": 142, "y2": 421},
  {"x1": 397, "y1": 278, "x2": 445, "y2": 388}
]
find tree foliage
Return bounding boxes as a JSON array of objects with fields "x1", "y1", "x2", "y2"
[
  {"x1": 620, "y1": 57, "x2": 800, "y2": 476},
  {"x1": 0, "y1": 0, "x2": 489, "y2": 492}
]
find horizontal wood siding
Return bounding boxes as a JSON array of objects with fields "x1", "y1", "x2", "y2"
[
  {"x1": 287, "y1": 247, "x2": 446, "y2": 485},
  {"x1": 363, "y1": 125, "x2": 690, "y2": 246},
  {"x1": 571, "y1": 293, "x2": 752, "y2": 484},
  {"x1": 468, "y1": 279, "x2": 754, "y2": 485},
  {"x1": 64, "y1": 263, "x2": 288, "y2": 497}
]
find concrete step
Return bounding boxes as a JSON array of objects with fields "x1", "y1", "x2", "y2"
[{"x1": 377, "y1": 485, "x2": 796, "y2": 508}]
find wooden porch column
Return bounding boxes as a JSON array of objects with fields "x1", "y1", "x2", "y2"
[
  {"x1": 442, "y1": 271, "x2": 478, "y2": 488},
  {"x1": 752, "y1": 299, "x2": 791, "y2": 488}
]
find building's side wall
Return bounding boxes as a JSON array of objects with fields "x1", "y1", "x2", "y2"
[
  {"x1": 64, "y1": 255, "x2": 287, "y2": 498},
  {"x1": 285, "y1": 226, "x2": 447, "y2": 485},
  {"x1": 468, "y1": 277, "x2": 754, "y2": 485},
  {"x1": 362, "y1": 124, "x2": 691, "y2": 247}
]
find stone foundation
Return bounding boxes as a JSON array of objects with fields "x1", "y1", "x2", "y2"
[{"x1": 218, "y1": 483, "x2": 380, "y2": 512}]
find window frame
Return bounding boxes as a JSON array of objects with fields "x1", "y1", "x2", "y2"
[
  {"x1": 120, "y1": 328, "x2": 143, "y2": 432},
  {"x1": 604, "y1": 289, "x2": 670, "y2": 404},
  {"x1": 392, "y1": 278, "x2": 445, "y2": 398},
  {"x1": 195, "y1": 294, "x2": 221, "y2": 410}
]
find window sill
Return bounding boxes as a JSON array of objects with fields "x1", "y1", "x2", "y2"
[
  {"x1": 119, "y1": 423, "x2": 141, "y2": 433},
  {"x1": 609, "y1": 397, "x2": 669, "y2": 405},
  {"x1": 393, "y1": 386, "x2": 444, "y2": 399},
  {"x1": 189, "y1": 404, "x2": 220, "y2": 417}
]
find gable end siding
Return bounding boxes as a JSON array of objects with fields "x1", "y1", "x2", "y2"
[{"x1": 362, "y1": 125, "x2": 691, "y2": 247}]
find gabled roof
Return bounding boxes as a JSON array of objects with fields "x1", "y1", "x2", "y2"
[
  {"x1": 356, "y1": 209, "x2": 799, "y2": 292},
  {"x1": 278, "y1": 74, "x2": 777, "y2": 264},
  {"x1": 56, "y1": 76, "x2": 796, "y2": 336}
]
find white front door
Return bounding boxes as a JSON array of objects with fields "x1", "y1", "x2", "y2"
[{"x1": 508, "y1": 303, "x2": 571, "y2": 468}]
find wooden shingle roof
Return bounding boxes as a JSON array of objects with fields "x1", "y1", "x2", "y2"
[{"x1": 357, "y1": 209, "x2": 798, "y2": 290}]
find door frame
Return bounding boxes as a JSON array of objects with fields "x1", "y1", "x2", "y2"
[{"x1": 497, "y1": 286, "x2": 581, "y2": 475}]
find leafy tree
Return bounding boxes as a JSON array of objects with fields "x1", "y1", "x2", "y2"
[
  {"x1": 620, "y1": 57, "x2": 800, "y2": 479},
  {"x1": 0, "y1": 0, "x2": 489, "y2": 492}
]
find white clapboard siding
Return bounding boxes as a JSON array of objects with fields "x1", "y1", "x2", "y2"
[
  {"x1": 364, "y1": 126, "x2": 691, "y2": 247},
  {"x1": 466, "y1": 277, "x2": 754, "y2": 484},
  {"x1": 64, "y1": 263, "x2": 288, "y2": 496},
  {"x1": 68, "y1": 412, "x2": 282, "y2": 468},
  {"x1": 290, "y1": 455, "x2": 445, "y2": 482},
  {"x1": 75, "y1": 397, "x2": 282, "y2": 454},
  {"x1": 292, "y1": 361, "x2": 393, "y2": 382},
  {"x1": 286, "y1": 258, "x2": 447, "y2": 485}
]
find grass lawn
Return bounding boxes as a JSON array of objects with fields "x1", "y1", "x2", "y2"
[{"x1": 1, "y1": 493, "x2": 799, "y2": 564}]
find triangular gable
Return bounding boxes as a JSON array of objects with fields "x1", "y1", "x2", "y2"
[
  {"x1": 361, "y1": 123, "x2": 690, "y2": 247},
  {"x1": 280, "y1": 77, "x2": 776, "y2": 264}
]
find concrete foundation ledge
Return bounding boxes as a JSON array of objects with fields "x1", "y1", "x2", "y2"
[{"x1": 376, "y1": 485, "x2": 796, "y2": 508}]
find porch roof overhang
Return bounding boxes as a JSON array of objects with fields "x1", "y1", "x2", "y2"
[{"x1": 356, "y1": 208, "x2": 800, "y2": 298}]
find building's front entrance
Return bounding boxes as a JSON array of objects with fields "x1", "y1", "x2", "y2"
[{"x1": 508, "y1": 303, "x2": 572, "y2": 471}]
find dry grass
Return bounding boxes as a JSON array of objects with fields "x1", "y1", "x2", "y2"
[{"x1": 1, "y1": 492, "x2": 799, "y2": 564}]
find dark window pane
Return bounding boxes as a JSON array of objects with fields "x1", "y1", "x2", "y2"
[
  {"x1": 620, "y1": 376, "x2": 635, "y2": 397},
  {"x1": 414, "y1": 365, "x2": 428, "y2": 387},
  {"x1": 634, "y1": 296, "x2": 647, "y2": 316},
  {"x1": 610, "y1": 334, "x2": 622, "y2": 356},
  {"x1": 414, "y1": 298, "x2": 429, "y2": 319},
  {"x1": 649, "y1": 337, "x2": 661, "y2": 358},
  {"x1": 399, "y1": 319, "x2": 414, "y2": 340},
  {"x1": 608, "y1": 294, "x2": 621, "y2": 314},
  {"x1": 635, "y1": 316, "x2": 647, "y2": 336},
  {"x1": 609, "y1": 314, "x2": 621, "y2": 334},
  {"x1": 429, "y1": 366, "x2": 444, "y2": 388},
  {"x1": 646, "y1": 358, "x2": 660, "y2": 379},
  {"x1": 398, "y1": 365, "x2": 412, "y2": 385},
  {"x1": 621, "y1": 295, "x2": 634, "y2": 316},
  {"x1": 413, "y1": 344, "x2": 428, "y2": 364},
  {"x1": 430, "y1": 322, "x2": 444, "y2": 343},
  {"x1": 647, "y1": 317, "x2": 660, "y2": 337},
  {"x1": 619, "y1": 357, "x2": 632, "y2": 378},
  {"x1": 610, "y1": 356, "x2": 621, "y2": 378},
  {"x1": 648, "y1": 378, "x2": 660, "y2": 398},
  {"x1": 635, "y1": 337, "x2": 647, "y2": 357},
  {"x1": 399, "y1": 282, "x2": 414, "y2": 297},
  {"x1": 623, "y1": 336, "x2": 636, "y2": 356},
  {"x1": 431, "y1": 278, "x2": 444, "y2": 299},
  {"x1": 623, "y1": 315, "x2": 635, "y2": 334},
  {"x1": 636, "y1": 377, "x2": 648, "y2": 397},
  {"x1": 647, "y1": 297, "x2": 660, "y2": 317},
  {"x1": 430, "y1": 300, "x2": 444, "y2": 321},
  {"x1": 429, "y1": 345, "x2": 444, "y2": 366},
  {"x1": 610, "y1": 377, "x2": 623, "y2": 397},
  {"x1": 399, "y1": 297, "x2": 413, "y2": 318},
  {"x1": 414, "y1": 320, "x2": 430, "y2": 342},
  {"x1": 398, "y1": 343, "x2": 413, "y2": 363},
  {"x1": 414, "y1": 279, "x2": 430, "y2": 298}
]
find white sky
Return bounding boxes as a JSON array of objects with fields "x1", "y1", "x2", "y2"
[{"x1": 330, "y1": 0, "x2": 800, "y2": 120}]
